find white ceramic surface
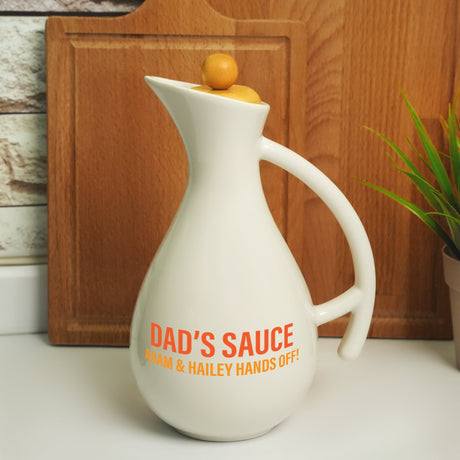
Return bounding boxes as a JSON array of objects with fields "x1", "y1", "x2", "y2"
[
  {"x1": 130, "y1": 76, "x2": 376, "y2": 441},
  {"x1": 3, "y1": 335, "x2": 460, "y2": 460},
  {"x1": 0, "y1": 263, "x2": 47, "y2": 334}
]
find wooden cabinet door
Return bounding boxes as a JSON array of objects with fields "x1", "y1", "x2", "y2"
[
  {"x1": 211, "y1": 0, "x2": 458, "y2": 339},
  {"x1": 48, "y1": 0, "x2": 458, "y2": 344}
]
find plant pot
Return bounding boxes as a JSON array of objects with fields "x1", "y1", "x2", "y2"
[{"x1": 442, "y1": 245, "x2": 460, "y2": 370}]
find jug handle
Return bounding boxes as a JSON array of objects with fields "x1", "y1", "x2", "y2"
[{"x1": 259, "y1": 137, "x2": 376, "y2": 360}]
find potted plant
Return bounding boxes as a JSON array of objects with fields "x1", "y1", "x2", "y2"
[{"x1": 362, "y1": 91, "x2": 460, "y2": 369}]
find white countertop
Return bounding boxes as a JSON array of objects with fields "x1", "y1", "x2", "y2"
[{"x1": 1, "y1": 334, "x2": 459, "y2": 460}]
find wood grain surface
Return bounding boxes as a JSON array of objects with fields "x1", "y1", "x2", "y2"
[
  {"x1": 47, "y1": 0, "x2": 459, "y2": 345},
  {"x1": 211, "y1": 0, "x2": 459, "y2": 339},
  {"x1": 46, "y1": 0, "x2": 307, "y2": 344}
]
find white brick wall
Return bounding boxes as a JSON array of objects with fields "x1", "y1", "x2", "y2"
[
  {"x1": 0, "y1": 114, "x2": 47, "y2": 206},
  {"x1": 0, "y1": 1, "x2": 141, "y2": 12},
  {"x1": 0, "y1": 0, "x2": 142, "y2": 260}
]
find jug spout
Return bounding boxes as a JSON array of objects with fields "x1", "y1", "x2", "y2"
[
  {"x1": 144, "y1": 76, "x2": 270, "y2": 159},
  {"x1": 144, "y1": 76, "x2": 196, "y2": 133}
]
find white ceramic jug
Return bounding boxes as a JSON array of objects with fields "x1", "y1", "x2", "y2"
[{"x1": 130, "y1": 76, "x2": 376, "y2": 441}]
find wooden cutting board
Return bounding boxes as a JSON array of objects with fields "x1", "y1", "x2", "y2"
[{"x1": 46, "y1": 0, "x2": 308, "y2": 345}]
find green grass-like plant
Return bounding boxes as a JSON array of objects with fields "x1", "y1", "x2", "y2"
[{"x1": 361, "y1": 91, "x2": 460, "y2": 260}]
